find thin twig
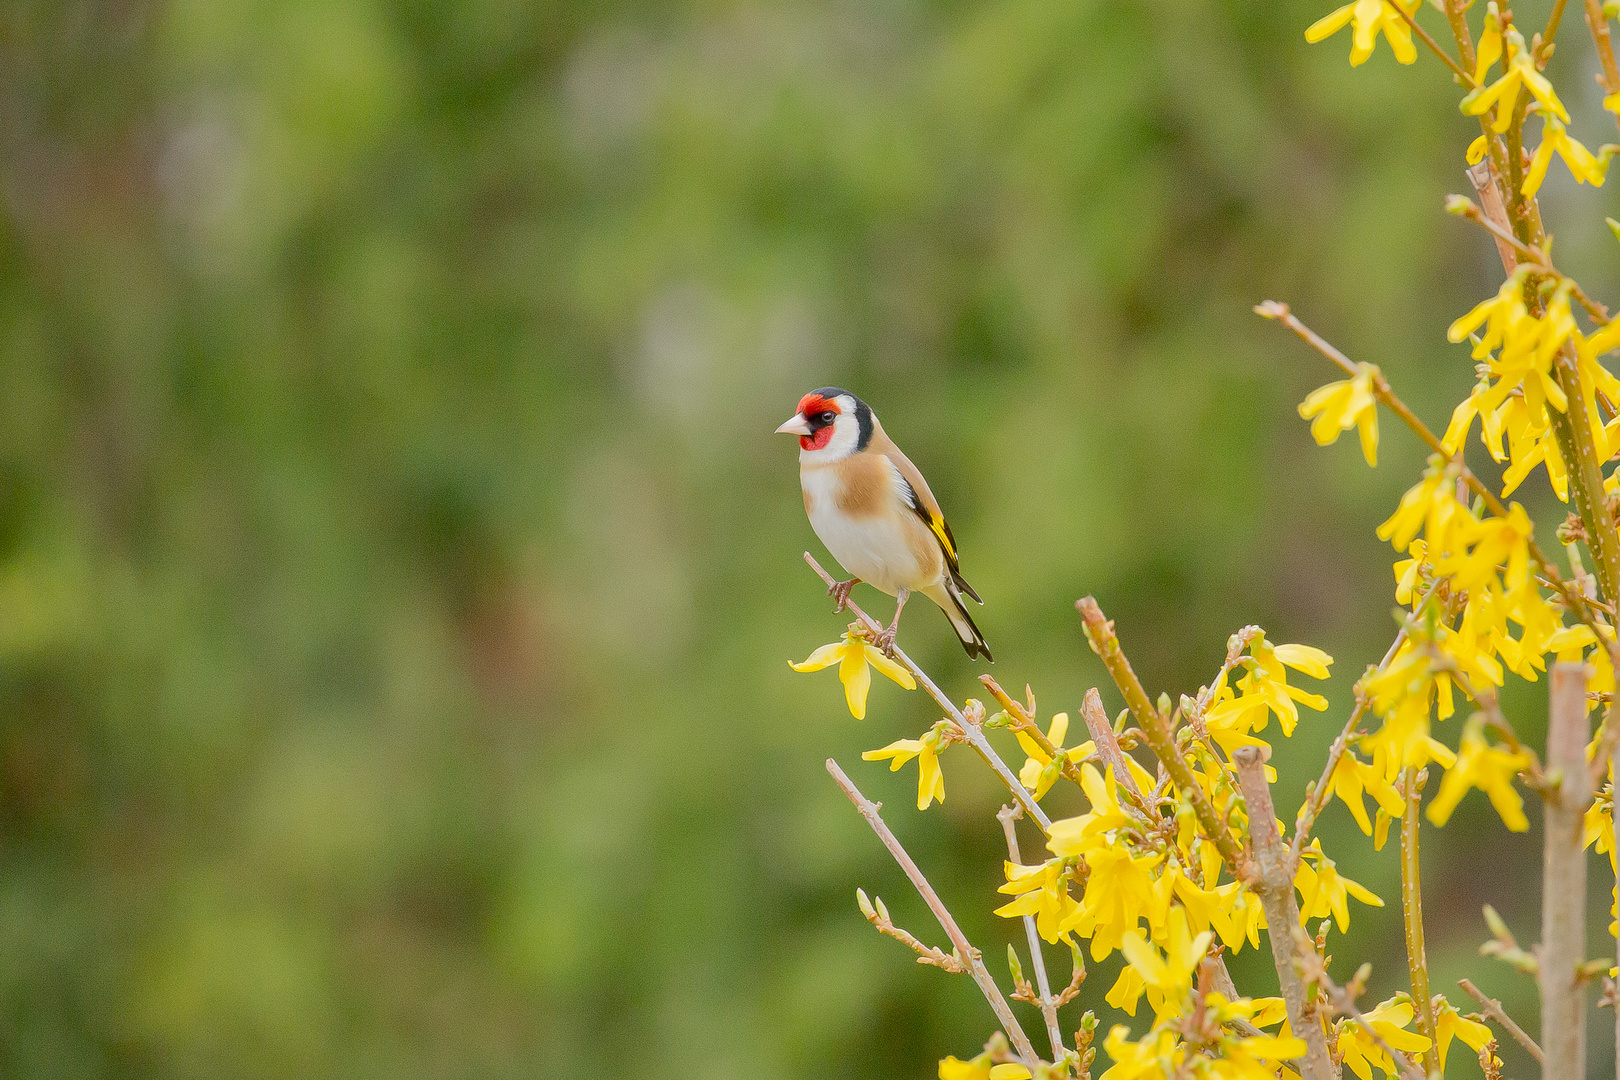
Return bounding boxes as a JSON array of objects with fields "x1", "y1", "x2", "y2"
[
  {"x1": 1230, "y1": 746, "x2": 1335, "y2": 1080},
  {"x1": 1542, "y1": 663, "x2": 1594, "y2": 1080},
  {"x1": 1458, "y1": 978, "x2": 1544, "y2": 1063},
  {"x1": 1546, "y1": 0, "x2": 1572, "y2": 49},
  {"x1": 804, "y1": 553, "x2": 1052, "y2": 831},
  {"x1": 998, "y1": 804, "x2": 1066, "y2": 1061},
  {"x1": 857, "y1": 889, "x2": 968, "y2": 972},
  {"x1": 1079, "y1": 687, "x2": 1143, "y2": 801},
  {"x1": 1445, "y1": 192, "x2": 1611, "y2": 327},
  {"x1": 827, "y1": 758, "x2": 1041, "y2": 1066}
]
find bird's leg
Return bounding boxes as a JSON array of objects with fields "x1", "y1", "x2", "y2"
[
  {"x1": 828, "y1": 577, "x2": 861, "y2": 612},
  {"x1": 874, "y1": 588, "x2": 909, "y2": 658}
]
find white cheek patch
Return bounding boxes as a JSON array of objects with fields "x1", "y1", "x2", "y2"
[{"x1": 798, "y1": 414, "x2": 859, "y2": 463}]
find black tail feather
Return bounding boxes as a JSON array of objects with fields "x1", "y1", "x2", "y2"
[
  {"x1": 944, "y1": 586, "x2": 992, "y2": 662},
  {"x1": 952, "y1": 568, "x2": 983, "y2": 605}
]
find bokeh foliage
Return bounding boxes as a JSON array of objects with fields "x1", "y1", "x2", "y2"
[{"x1": 0, "y1": 0, "x2": 1614, "y2": 1077}]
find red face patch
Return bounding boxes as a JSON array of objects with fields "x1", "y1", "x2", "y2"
[
  {"x1": 800, "y1": 426, "x2": 835, "y2": 451},
  {"x1": 797, "y1": 393, "x2": 840, "y2": 418}
]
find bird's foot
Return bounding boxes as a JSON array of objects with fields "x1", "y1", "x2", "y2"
[
  {"x1": 873, "y1": 624, "x2": 899, "y2": 659},
  {"x1": 828, "y1": 578, "x2": 860, "y2": 612}
]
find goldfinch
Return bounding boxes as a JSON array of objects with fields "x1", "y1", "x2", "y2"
[{"x1": 776, "y1": 388, "x2": 991, "y2": 661}]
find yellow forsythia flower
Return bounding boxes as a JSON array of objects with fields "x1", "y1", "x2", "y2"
[
  {"x1": 1335, "y1": 999, "x2": 1432, "y2": 1080},
  {"x1": 1433, "y1": 998, "x2": 1494, "y2": 1071},
  {"x1": 1426, "y1": 715, "x2": 1532, "y2": 830},
  {"x1": 863, "y1": 722, "x2": 949, "y2": 810},
  {"x1": 789, "y1": 628, "x2": 914, "y2": 719},
  {"x1": 995, "y1": 857, "x2": 1077, "y2": 943},
  {"x1": 1460, "y1": 26, "x2": 1570, "y2": 133},
  {"x1": 1298, "y1": 363, "x2": 1379, "y2": 465},
  {"x1": 1304, "y1": 0, "x2": 1419, "y2": 67},
  {"x1": 1522, "y1": 117, "x2": 1618, "y2": 197},
  {"x1": 938, "y1": 1056, "x2": 1030, "y2": 1080},
  {"x1": 1067, "y1": 845, "x2": 1165, "y2": 961},
  {"x1": 1014, "y1": 711, "x2": 1095, "y2": 801},
  {"x1": 1326, "y1": 750, "x2": 1405, "y2": 836},
  {"x1": 1116, "y1": 907, "x2": 1213, "y2": 1022},
  {"x1": 1295, "y1": 840, "x2": 1383, "y2": 932}
]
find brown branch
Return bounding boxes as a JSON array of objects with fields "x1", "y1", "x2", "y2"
[
  {"x1": 804, "y1": 553, "x2": 1053, "y2": 831},
  {"x1": 998, "y1": 803, "x2": 1066, "y2": 1062},
  {"x1": 1077, "y1": 598, "x2": 1245, "y2": 873},
  {"x1": 1461, "y1": 166, "x2": 1525, "y2": 273},
  {"x1": 1458, "y1": 978, "x2": 1545, "y2": 1064},
  {"x1": 827, "y1": 758, "x2": 1041, "y2": 1066},
  {"x1": 1542, "y1": 662, "x2": 1594, "y2": 1080},
  {"x1": 1230, "y1": 746, "x2": 1335, "y2": 1080},
  {"x1": 857, "y1": 888, "x2": 967, "y2": 972},
  {"x1": 1080, "y1": 687, "x2": 1144, "y2": 801}
]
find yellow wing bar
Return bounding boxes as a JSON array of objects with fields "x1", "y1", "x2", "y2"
[{"x1": 927, "y1": 512, "x2": 957, "y2": 564}]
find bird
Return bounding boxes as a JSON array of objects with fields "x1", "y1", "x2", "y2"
[{"x1": 775, "y1": 387, "x2": 991, "y2": 661}]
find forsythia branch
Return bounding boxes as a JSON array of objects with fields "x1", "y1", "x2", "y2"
[
  {"x1": 857, "y1": 887, "x2": 967, "y2": 973},
  {"x1": 1458, "y1": 977, "x2": 1545, "y2": 1064},
  {"x1": 827, "y1": 758, "x2": 1042, "y2": 1066},
  {"x1": 1230, "y1": 746, "x2": 1336, "y2": 1080},
  {"x1": 1541, "y1": 662, "x2": 1594, "y2": 1080}
]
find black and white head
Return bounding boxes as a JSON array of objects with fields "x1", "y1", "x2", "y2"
[{"x1": 774, "y1": 387, "x2": 873, "y2": 463}]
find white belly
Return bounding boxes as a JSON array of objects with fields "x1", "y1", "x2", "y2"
[{"x1": 802, "y1": 467, "x2": 927, "y2": 595}]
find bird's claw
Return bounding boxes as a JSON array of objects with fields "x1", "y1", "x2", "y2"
[
  {"x1": 874, "y1": 626, "x2": 899, "y2": 658},
  {"x1": 828, "y1": 578, "x2": 859, "y2": 612}
]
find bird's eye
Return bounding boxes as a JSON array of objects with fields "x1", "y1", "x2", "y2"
[{"x1": 820, "y1": 411, "x2": 836, "y2": 424}]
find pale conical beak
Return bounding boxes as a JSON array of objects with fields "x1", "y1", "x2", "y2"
[{"x1": 775, "y1": 414, "x2": 813, "y2": 436}]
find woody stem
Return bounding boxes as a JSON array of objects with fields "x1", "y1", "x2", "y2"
[
  {"x1": 1541, "y1": 663, "x2": 1594, "y2": 1080},
  {"x1": 1400, "y1": 767, "x2": 1440, "y2": 1077},
  {"x1": 1231, "y1": 746, "x2": 1335, "y2": 1080}
]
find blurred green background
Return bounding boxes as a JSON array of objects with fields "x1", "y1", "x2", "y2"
[{"x1": 4, "y1": 0, "x2": 1620, "y2": 1076}]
